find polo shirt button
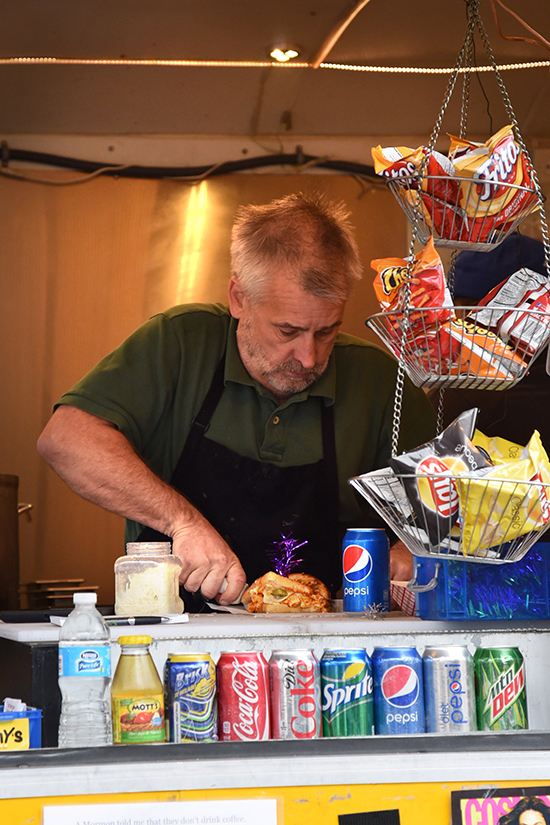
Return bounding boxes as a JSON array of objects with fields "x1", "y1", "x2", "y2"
[{"x1": 272, "y1": 415, "x2": 280, "y2": 425}]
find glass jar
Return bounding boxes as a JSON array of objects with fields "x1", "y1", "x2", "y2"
[
  {"x1": 114, "y1": 542, "x2": 184, "y2": 616},
  {"x1": 111, "y1": 635, "x2": 165, "y2": 744}
]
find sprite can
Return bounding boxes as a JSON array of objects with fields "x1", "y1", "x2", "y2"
[
  {"x1": 474, "y1": 647, "x2": 528, "y2": 731},
  {"x1": 320, "y1": 649, "x2": 374, "y2": 737}
]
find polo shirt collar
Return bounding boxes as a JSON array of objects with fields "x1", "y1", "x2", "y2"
[{"x1": 224, "y1": 316, "x2": 336, "y2": 406}]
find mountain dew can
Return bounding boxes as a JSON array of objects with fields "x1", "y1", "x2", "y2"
[
  {"x1": 474, "y1": 647, "x2": 528, "y2": 731},
  {"x1": 320, "y1": 649, "x2": 374, "y2": 737}
]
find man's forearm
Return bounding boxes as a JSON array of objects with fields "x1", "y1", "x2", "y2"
[{"x1": 37, "y1": 405, "x2": 196, "y2": 536}]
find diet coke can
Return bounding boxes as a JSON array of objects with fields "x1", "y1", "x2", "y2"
[
  {"x1": 217, "y1": 651, "x2": 270, "y2": 741},
  {"x1": 269, "y1": 650, "x2": 321, "y2": 740}
]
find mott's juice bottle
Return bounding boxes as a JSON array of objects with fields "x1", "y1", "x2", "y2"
[
  {"x1": 474, "y1": 647, "x2": 528, "y2": 731},
  {"x1": 111, "y1": 635, "x2": 165, "y2": 744},
  {"x1": 320, "y1": 649, "x2": 374, "y2": 737}
]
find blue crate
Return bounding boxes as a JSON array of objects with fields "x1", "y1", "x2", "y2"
[
  {"x1": 413, "y1": 542, "x2": 550, "y2": 621},
  {"x1": 0, "y1": 706, "x2": 42, "y2": 749}
]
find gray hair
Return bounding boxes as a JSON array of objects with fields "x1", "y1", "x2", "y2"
[{"x1": 230, "y1": 192, "x2": 363, "y2": 304}]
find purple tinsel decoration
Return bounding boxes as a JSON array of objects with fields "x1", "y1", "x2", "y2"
[{"x1": 268, "y1": 533, "x2": 307, "y2": 577}]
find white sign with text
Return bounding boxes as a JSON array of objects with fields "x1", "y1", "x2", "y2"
[{"x1": 43, "y1": 798, "x2": 278, "y2": 825}]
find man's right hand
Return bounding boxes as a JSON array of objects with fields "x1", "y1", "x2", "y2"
[
  {"x1": 171, "y1": 510, "x2": 247, "y2": 605},
  {"x1": 37, "y1": 405, "x2": 248, "y2": 606}
]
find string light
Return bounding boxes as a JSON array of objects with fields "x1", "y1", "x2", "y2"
[{"x1": 0, "y1": 56, "x2": 548, "y2": 73}]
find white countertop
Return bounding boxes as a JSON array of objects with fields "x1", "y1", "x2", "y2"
[{"x1": 0, "y1": 610, "x2": 422, "y2": 643}]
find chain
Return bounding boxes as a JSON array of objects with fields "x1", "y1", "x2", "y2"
[
  {"x1": 391, "y1": 0, "x2": 550, "y2": 455},
  {"x1": 472, "y1": 0, "x2": 550, "y2": 278}
]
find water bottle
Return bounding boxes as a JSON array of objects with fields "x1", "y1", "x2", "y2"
[{"x1": 58, "y1": 592, "x2": 113, "y2": 748}]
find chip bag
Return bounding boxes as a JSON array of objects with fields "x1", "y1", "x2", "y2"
[
  {"x1": 457, "y1": 430, "x2": 550, "y2": 555},
  {"x1": 371, "y1": 237, "x2": 454, "y2": 342},
  {"x1": 433, "y1": 317, "x2": 528, "y2": 380},
  {"x1": 452, "y1": 125, "x2": 538, "y2": 242},
  {"x1": 371, "y1": 144, "x2": 460, "y2": 209},
  {"x1": 389, "y1": 409, "x2": 493, "y2": 546},
  {"x1": 473, "y1": 430, "x2": 523, "y2": 464},
  {"x1": 472, "y1": 267, "x2": 550, "y2": 357}
]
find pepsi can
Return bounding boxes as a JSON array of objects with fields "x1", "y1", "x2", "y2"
[
  {"x1": 423, "y1": 646, "x2": 476, "y2": 733},
  {"x1": 372, "y1": 647, "x2": 425, "y2": 734},
  {"x1": 342, "y1": 528, "x2": 390, "y2": 613}
]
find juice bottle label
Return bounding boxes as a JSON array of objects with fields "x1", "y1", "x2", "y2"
[
  {"x1": 112, "y1": 694, "x2": 165, "y2": 743},
  {"x1": 58, "y1": 645, "x2": 111, "y2": 677}
]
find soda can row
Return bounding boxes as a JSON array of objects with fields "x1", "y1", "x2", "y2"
[{"x1": 163, "y1": 645, "x2": 528, "y2": 742}]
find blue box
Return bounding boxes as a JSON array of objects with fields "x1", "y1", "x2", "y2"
[
  {"x1": 0, "y1": 706, "x2": 42, "y2": 749},
  {"x1": 413, "y1": 542, "x2": 550, "y2": 621}
]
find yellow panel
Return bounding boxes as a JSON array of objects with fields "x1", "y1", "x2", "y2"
[{"x1": 2, "y1": 780, "x2": 550, "y2": 825}]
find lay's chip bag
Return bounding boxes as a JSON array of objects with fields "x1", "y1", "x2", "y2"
[
  {"x1": 458, "y1": 429, "x2": 550, "y2": 555},
  {"x1": 389, "y1": 409, "x2": 493, "y2": 546}
]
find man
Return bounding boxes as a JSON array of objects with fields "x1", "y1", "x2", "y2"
[
  {"x1": 428, "y1": 232, "x2": 550, "y2": 446},
  {"x1": 37, "y1": 192, "x2": 435, "y2": 606}
]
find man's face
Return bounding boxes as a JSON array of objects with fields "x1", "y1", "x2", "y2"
[{"x1": 228, "y1": 272, "x2": 345, "y2": 401}]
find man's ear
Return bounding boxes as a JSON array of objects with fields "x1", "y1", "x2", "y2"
[{"x1": 228, "y1": 275, "x2": 247, "y2": 318}]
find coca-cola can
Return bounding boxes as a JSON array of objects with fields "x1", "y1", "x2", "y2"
[
  {"x1": 269, "y1": 650, "x2": 321, "y2": 740},
  {"x1": 217, "y1": 651, "x2": 270, "y2": 741}
]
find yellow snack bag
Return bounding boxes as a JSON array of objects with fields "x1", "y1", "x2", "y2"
[
  {"x1": 458, "y1": 430, "x2": 550, "y2": 555},
  {"x1": 473, "y1": 430, "x2": 523, "y2": 464}
]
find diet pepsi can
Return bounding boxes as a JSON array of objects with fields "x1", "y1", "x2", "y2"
[
  {"x1": 342, "y1": 528, "x2": 390, "y2": 613},
  {"x1": 269, "y1": 650, "x2": 321, "y2": 739},
  {"x1": 372, "y1": 647, "x2": 425, "y2": 734},
  {"x1": 423, "y1": 646, "x2": 476, "y2": 733}
]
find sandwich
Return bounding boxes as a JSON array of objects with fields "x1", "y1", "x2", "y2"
[{"x1": 241, "y1": 571, "x2": 332, "y2": 613}]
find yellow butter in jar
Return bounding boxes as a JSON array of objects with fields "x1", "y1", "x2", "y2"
[{"x1": 114, "y1": 542, "x2": 184, "y2": 616}]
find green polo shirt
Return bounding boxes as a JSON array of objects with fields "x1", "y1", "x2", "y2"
[{"x1": 57, "y1": 303, "x2": 436, "y2": 541}]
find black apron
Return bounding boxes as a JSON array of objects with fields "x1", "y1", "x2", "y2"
[{"x1": 138, "y1": 357, "x2": 341, "y2": 607}]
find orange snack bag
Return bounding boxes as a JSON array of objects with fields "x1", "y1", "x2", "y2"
[
  {"x1": 452, "y1": 125, "x2": 538, "y2": 241},
  {"x1": 371, "y1": 237, "x2": 453, "y2": 334}
]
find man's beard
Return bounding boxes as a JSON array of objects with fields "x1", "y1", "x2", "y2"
[{"x1": 238, "y1": 320, "x2": 329, "y2": 398}]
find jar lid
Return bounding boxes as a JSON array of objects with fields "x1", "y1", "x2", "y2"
[
  {"x1": 125, "y1": 542, "x2": 172, "y2": 555},
  {"x1": 118, "y1": 635, "x2": 152, "y2": 646}
]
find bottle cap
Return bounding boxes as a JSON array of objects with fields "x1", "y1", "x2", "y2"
[
  {"x1": 118, "y1": 635, "x2": 152, "y2": 646},
  {"x1": 73, "y1": 592, "x2": 97, "y2": 605}
]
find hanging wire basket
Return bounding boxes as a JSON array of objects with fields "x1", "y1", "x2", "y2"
[
  {"x1": 366, "y1": 304, "x2": 550, "y2": 389},
  {"x1": 387, "y1": 174, "x2": 540, "y2": 252},
  {"x1": 349, "y1": 470, "x2": 550, "y2": 564}
]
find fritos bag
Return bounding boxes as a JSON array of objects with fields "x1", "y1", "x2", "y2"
[
  {"x1": 452, "y1": 125, "x2": 538, "y2": 242},
  {"x1": 389, "y1": 409, "x2": 493, "y2": 546},
  {"x1": 458, "y1": 430, "x2": 550, "y2": 554}
]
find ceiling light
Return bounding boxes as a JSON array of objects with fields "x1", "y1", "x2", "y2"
[{"x1": 270, "y1": 47, "x2": 299, "y2": 63}]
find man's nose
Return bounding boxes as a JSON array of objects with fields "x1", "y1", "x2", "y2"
[{"x1": 293, "y1": 335, "x2": 317, "y2": 368}]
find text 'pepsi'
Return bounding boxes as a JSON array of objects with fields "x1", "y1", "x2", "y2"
[
  {"x1": 422, "y1": 646, "x2": 476, "y2": 733},
  {"x1": 342, "y1": 528, "x2": 390, "y2": 613},
  {"x1": 372, "y1": 647, "x2": 425, "y2": 735}
]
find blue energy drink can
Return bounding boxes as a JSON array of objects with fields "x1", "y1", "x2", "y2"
[
  {"x1": 164, "y1": 653, "x2": 218, "y2": 742},
  {"x1": 342, "y1": 528, "x2": 390, "y2": 612},
  {"x1": 372, "y1": 647, "x2": 425, "y2": 735}
]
